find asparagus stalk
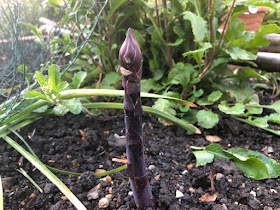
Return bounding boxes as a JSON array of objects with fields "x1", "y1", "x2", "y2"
[{"x1": 117, "y1": 28, "x2": 156, "y2": 209}]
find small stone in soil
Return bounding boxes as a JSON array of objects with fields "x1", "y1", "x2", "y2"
[
  {"x1": 87, "y1": 183, "x2": 101, "y2": 200},
  {"x1": 44, "y1": 183, "x2": 56, "y2": 194},
  {"x1": 176, "y1": 190, "x2": 184, "y2": 198},
  {"x1": 267, "y1": 146, "x2": 274, "y2": 153},
  {"x1": 216, "y1": 173, "x2": 224, "y2": 180},
  {"x1": 182, "y1": 170, "x2": 188, "y2": 175},
  {"x1": 98, "y1": 197, "x2": 110, "y2": 208},
  {"x1": 148, "y1": 165, "x2": 156, "y2": 171}
]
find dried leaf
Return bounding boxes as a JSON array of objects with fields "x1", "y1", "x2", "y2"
[
  {"x1": 18, "y1": 156, "x2": 24, "y2": 166},
  {"x1": 205, "y1": 135, "x2": 222, "y2": 143},
  {"x1": 112, "y1": 158, "x2": 127, "y2": 164},
  {"x1": 187, "y1": 163, "x2": 194, "y2": 170},
  {"x1": 61, "y1": 196, "x2": 68, "y2": 200},
  {"x1": 199, "y1": 193, "x2": 219, "y2": 202},
  {"x1": 29, "y1": 193, "x2": 36, "y2": 199}
]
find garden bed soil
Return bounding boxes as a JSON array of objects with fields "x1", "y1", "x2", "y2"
[{"x1": 1, "y1": 105, "x2": 280, "y2": 209}]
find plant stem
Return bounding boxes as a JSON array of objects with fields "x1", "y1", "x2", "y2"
[
  {"x1": 211, "y1": 0, "x2": 236, "y2": 61},
  {"x1": 95, "y1": 164, "x2": 127, "y2": 177},
  {"x1": 0, "y1": 100, "x2": 48, "y2": 125},
  {"x1": 207, "y1": 0, "x2": 216, "y2": 64},
  {"x1": 59, "y1": 89, "x2": 196, "y2": 107},
  {"x1": 84, "y1": 102, "x2": 195, "y2": 133},
  {"x1": 181, "y1": 0, "x2": 236, "y2": 99},
  {"x1": 155, "y1": 0, "x2": 161, "y2": 27},
  {"x1": 162, "y1": 0, "x2": 172, "y2": 69}
]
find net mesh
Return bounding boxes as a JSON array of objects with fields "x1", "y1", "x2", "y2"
[{"x1": 0, "y1": 0, "x2": 108, "y2": 122}]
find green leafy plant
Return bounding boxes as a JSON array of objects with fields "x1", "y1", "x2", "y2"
[{"x1": 192, "y1": 144, "x2": 280, "y2": 180}]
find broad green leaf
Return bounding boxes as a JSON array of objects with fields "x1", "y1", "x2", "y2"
[
  {"x1": 246, "y1": 107, "x2": 263, "y2": 115},
  {"x1": 218, "y1": 101, "x2": 245, "y2": 115},
  {"x1": 237, "y1": 67, "x2": 268, "y2": 81},
  {"x1": 167, "y1": 63, "x2": 196, "y2": 89},
  {"x1": 173, "y1": 25, "x2": 184, "y2": 37},
  {"x1": 208, "y1": 91, "x2": 223, "y2": 102},
  {"x1": 24, "y1": 91, "x2": 46, "y2": 100},
  {"x1": 266, "y1": 113, "x2": 280, "y2": 124},
  {"x1": 152, "y1": 99, "x2": 176, "y2": 124},
  {"x1": 183, "y1": 42, "x2": 212, "y2": 65},
  {"x1": 197, "y1": 110, "x2": 219, "y2": 129},
  {"x1": 209, "y1": 58, "x2": 228, "y2": 71},
  {"x1": 244, "y1": 0, "x2": 277, "y2": 10},
  {"x1": 204, "y1": 144, "x2": 280, "y2": 180},
  {"x1": 193, "y1": 86, "x2": 203, "y2": 98},
  {"x1": 101, "y1": 72, "x2": 121, "y2": 88},
  {"x1": 182, "y1": 11, "x2": 207, "y2": 43},
  {"x1": 35, "y1": 72, "x2": 47, "y2": 87},
  {"x1": 248, "y1": 24, "x2": 280, "y2": 48},
  {"x1": 141, "y1": 79, "x2": 161, "y2": 92},
  {"x1": 183, "y1": 109, "x2": 198, "y2": 123},
  {"x1": 131, "y1": 29, "x2": 144, "y2": 48},
  {"x1": 17, "y1": 65, "x2": 28, "y2": 74},
  {"x1": 234, "y1": 158, "x2": 270, "y2": 180},
  {"x1": 53, "y1": 104, "x2": 69, "y2": 116},
  {"x1": 183, "y1": 42, "x2": 212, "y2": 56},
  {"x1": 19, "y1": 22, "x2": 45, "y2": 47},
  {"x1": 33, "y1": 105, "x2": 49, "y2": 113},
  {"x1": 266, "y1": 100, "x2": 280, "y2": 113},
  {"x1": 152, "y1": 99, "x2": 176, "y2": 116},
  {"x1": 168, "y1": 38, "x2": 184, "y2": 46},
  {"x1": 64, "y1": 98, "x2": 82, "y2": 115},
  {"x1": 197, "y1": 91, "x2": 222, "y2": 106},
  {"x1": 227, "y1": 148, "x2": 280, "y2": 180},
  {"x1": 72, "y1": 71, "x2": 87, "y2": 89},
  {"x1": 190, "y1": 78, "x2": 201, "y2": 85},
  {"x1": 48, "y1": 64, "x2": 61, "y2": 92},
  {"x1": 224, "y1": 84, "x2": 254, "y2": 103},
  {"x1": 179, "y1": 105, "x2": 190, "y2": 112},
  {"x1": 225, "y1": 19, "x2": 245, "y2": 43},
  {"x1": 205, "y1": 144, "x2": 232, "y2": 160},
  {"x1": 107, "y1": 0, "x2": 127, "y2": 20},
  {"x1": 170, "y1": 0, "x2": 185, "y2": 13},
  {"x1": 57, "y1": 81, "x2": 69, "y2": 92},
  {"x1": 227, "y1": 47, "x2": 257, "y2": 60},
  {"x1": 248, "y1": 117, "x2": 269, "y2": 128},
  {"x1": 193, "y1": 151, "x2": 214, "y2": 167}
]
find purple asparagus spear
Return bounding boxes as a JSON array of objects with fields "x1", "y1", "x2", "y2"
[{"x1": 117, "y1": 28, "x2": 156, "y2": 209}]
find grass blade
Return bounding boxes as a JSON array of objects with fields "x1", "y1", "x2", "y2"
[
  {"x1": 17, "y1": 168, "x2": 43, "y2": 193},
  {"x1": 2, "y1": 136, "x2": 86, "y2": 210},
  {"x1": 0, "y1": 176, "x2": 3, "y2": 210}
]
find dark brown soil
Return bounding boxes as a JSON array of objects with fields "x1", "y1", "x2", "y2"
[{"x1": 1, "y1": 109, "x2": 280, "y2": 209}]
